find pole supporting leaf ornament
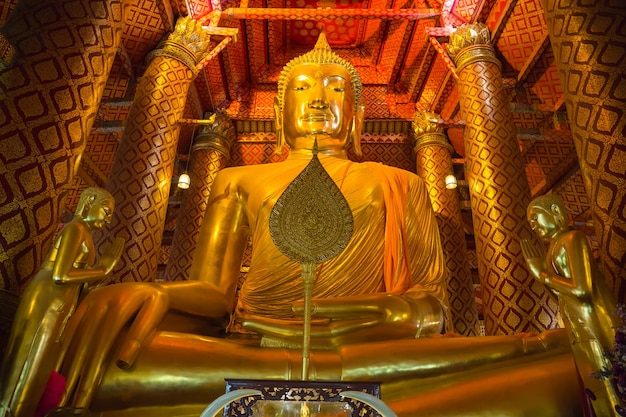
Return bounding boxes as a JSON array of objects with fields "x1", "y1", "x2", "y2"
[{"x1": 269, "y1": 139, "x2": 354, "y2": 381}]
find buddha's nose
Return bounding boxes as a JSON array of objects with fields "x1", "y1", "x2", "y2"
[
  {"x1": 308, "y1": 82, "x2": 328, "y2": 109},
  {"x1": 309, "y1": 97, "x2": 328, "y2": 109}
]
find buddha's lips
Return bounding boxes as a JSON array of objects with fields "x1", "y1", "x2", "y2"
[{"x1": 302, "y1": 113, "x2": 331, "y2": 122}]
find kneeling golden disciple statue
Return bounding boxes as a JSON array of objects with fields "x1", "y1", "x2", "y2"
[{"x1": 1, "y1": 34, "x2": 584, "y2": 417}]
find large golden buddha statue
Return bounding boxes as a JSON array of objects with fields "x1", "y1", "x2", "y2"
[{"x1": 1, "y1": 34, "x2": 584, "y2": 417}]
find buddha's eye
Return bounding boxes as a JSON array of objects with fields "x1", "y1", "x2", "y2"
[{"x1": 292, "y1": 85, "x2": 308, "y2": 91}]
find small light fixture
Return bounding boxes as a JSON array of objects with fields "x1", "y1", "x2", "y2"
[
  {"x1": 177, "y1": 127, "x2": 196, "y2": 190},
  {"x1": 178, "y1": 172, "x2": 190, "y2": 189},
  {"x1": 445, "y1": 174, "x2": 458, "y2": 189}
]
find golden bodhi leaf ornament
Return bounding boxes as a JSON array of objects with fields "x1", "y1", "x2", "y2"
[{"x1": 269, "y1": 143, "x2": 354, "y2": 264}]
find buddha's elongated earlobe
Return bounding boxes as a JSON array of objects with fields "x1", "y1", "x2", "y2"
[
  {"x1": 551, "y1": 204, "x2": 566, "y2": 227},
  {"x1": 273, "y1": 96, "x2": 285, "y2": 156},
  {"x1": 350, "y1": 104, "x2": 365, "y2": 157}
]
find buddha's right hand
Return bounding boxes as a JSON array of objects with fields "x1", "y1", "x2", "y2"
[
  {"x1": 521, "y1": 239, "x2": 548, "y2": 282},
  {"x1": 99, "y1": 237, "x2": 125, "y2": 274},
  {"x1": 243, "y1": 293, "x2": 440, "y2": 347},
  {"x1": 57, "y1": 282, "x2": 169, "y2": 408}
]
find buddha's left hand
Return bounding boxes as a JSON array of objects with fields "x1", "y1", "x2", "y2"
[{"x1": 242, "y1": 293, "x2": 443, "y2": 347}]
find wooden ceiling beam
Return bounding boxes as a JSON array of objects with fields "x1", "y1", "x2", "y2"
[{"x1": 221, "y1": 8, "x2": 439, "y2": 20}]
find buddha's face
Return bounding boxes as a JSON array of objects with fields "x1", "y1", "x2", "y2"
[
  {"x1": 85, "y1": 199, "x2": 114, "y2": 229},
  {"x1": 527, "y1": 206, "x2": 559, "y2": 239},
  {"x1": 281, "y1": 63, "x2": 356, "y2": 150}
]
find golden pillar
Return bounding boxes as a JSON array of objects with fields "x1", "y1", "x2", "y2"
[
  {"x1": 543, "y1": 0, "x2": 626, "y2": 302},
  {"x1": 164, "y1": 112, "x2": 235, "y2": 281},
  {"x1": 97, "y1": 17, "x2": 212, "y2": 284},
  {"x1": 0, "y1": 0, "x2": 126, "y2": 338},
  {"x1": 447, "y1": 23, "x2": 558, "y2": 335},
  {"x1": 412, "y1": 111, "x2": 480, "y2": 336}
]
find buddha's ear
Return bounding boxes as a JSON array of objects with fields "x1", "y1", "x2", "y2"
[
  {"x1": 550, "y1": 203, "x2": 565, "y2": 226},
  {"x1": 350, "y1": 104, "x2": 365, "y2": 157},
  {"x1": 81, "y1": 195, "x2": 96, "y2": 218},
  {"x1": 273, "y1": 96, "x2": 284, "y2": 156}
]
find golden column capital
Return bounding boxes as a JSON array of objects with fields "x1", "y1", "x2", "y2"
[
  {"x1": 147, "y1": 16, "x2": 212, "y2": 74},
  {"x1": 447, "y1": 23, "x2": 501, "y2": 72},
  {"x1": 193, "y1": 111, "x2": 236, "y2": 160},
  {"x1": 411, "y1": 111, "x2": 453, "y2": 154}
]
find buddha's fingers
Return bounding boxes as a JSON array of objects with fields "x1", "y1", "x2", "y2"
[
  {"x1": 243, "y1": 315, "x2": 382, "y2": 341},
  {"x1": 293, "y1": 293, "x2": 405, "y2": 318},
  {"x1": 521, "y1": 239, "x2": 541, "y2": 260}
]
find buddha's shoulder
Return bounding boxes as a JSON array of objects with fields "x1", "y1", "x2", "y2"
[
  {"x1": 357, "y1": 161, "x2": 423, "y2": 182},
  {"x1": 216, "y1": 162, "x2": 288, "y2": 179}
]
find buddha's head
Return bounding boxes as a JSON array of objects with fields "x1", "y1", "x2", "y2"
[
  {"x1": 527, "y1": 195, "x2": 568, "y2": 240},
  {"x1": 76, "y1": 187, "x2": 115, "y2": 229},
  {"x1": 274, "y1": 33, "x2": 365, "y2": 156}
]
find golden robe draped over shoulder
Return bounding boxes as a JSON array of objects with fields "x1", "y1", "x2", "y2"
[{"x1": 233, "y1": 157, "x2": 449, "y2": 331}]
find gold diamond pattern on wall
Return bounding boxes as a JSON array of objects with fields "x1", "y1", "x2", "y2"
[
  {"x1": 553, "y1": 169, "x2": 591, "y2": 225},
  {"x1": 449, "y1": 24, "x2": 558, "y2": 334},
  {"x1": 544, "y1": 0, "x2": 626, "y2": 302},
  {"x1": 497, "y1": 0, "x2": 547, "y2": 73},
  {"x1": 524, "y1": 136, "x2": 578, "y2": 195},
  {"x1": 0, "y1": 0, "x2": 126, "y2": 294},
  {"x1": 96, "y1": 54, "x2": 195, "y2": 284}
]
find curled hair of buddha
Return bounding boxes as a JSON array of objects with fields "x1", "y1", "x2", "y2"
[
  {"x1": 75, "y1": 187, "x2": 115, "y2": 217},
  {"x1": 276, "y1": 32, "x2": 363, "y2": 112}
]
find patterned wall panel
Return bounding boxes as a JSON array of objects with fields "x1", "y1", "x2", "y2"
[
  {"x1": 454, "y1": 0, "x2": 480, "y2": 21},
  {"x1": 440, "y1": 84, "x2": 459, "y2": 119},
  {"x1": 523, "y1": 136, "x2": 578, "y2": 195},
  {"x1": 496, "y1": 0, "x2": 547, "y2": 73},
  {"x1": 121, "y1": 0, "x2": 166, "y2": 70},
  {"x1": 0, "y1": 0, "x2": 126, "y2": 294},
  {"x1": 434, "y1": 75, "x2": 456, "y2": 115},
  {"x1": 484, "y1": 0, "x2": 514, "y2": 32},
  {"x1": 229, "y1": 133, "x2": 287, "y2": 166},
  {"x1": 103, "y1": 56, "x2": 133, "y2": 99},
  {"x1": 245, "y1": 19, "x2": 267, "y2": 77},
  {"x1": 220, "y1": 19, "x2": 247, "y2": 102},
  {"x1": 523, "y1": 48, "x2": 563, "y2": 108},
  {"x1": 229, "y1": 131, "x2": 416, "y2": 172},
  {"x1": 398, "y1": 20, "x2": 436, "y2": 103},
  {"x1": 552, "y1": 169, "x2": 591, "y2": 225},
  {"x1": 416, "y1": 54, "x2": 448, "y2": 110},
  {"x1": 352, "y1": 141, "x2": 416, "y2": 172},
  {"x1": 85, "y1": 133, "x2": 120, "y2": 178},
  {"x1": 363, "y1": 86, "x2": 393, "y2": 118},
  {"x1": 196, "y1": 57, "x2": 229, "y2": 109},
  {"x1": 376, "y1": 19, "x2": 410, "y2": 84}
]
